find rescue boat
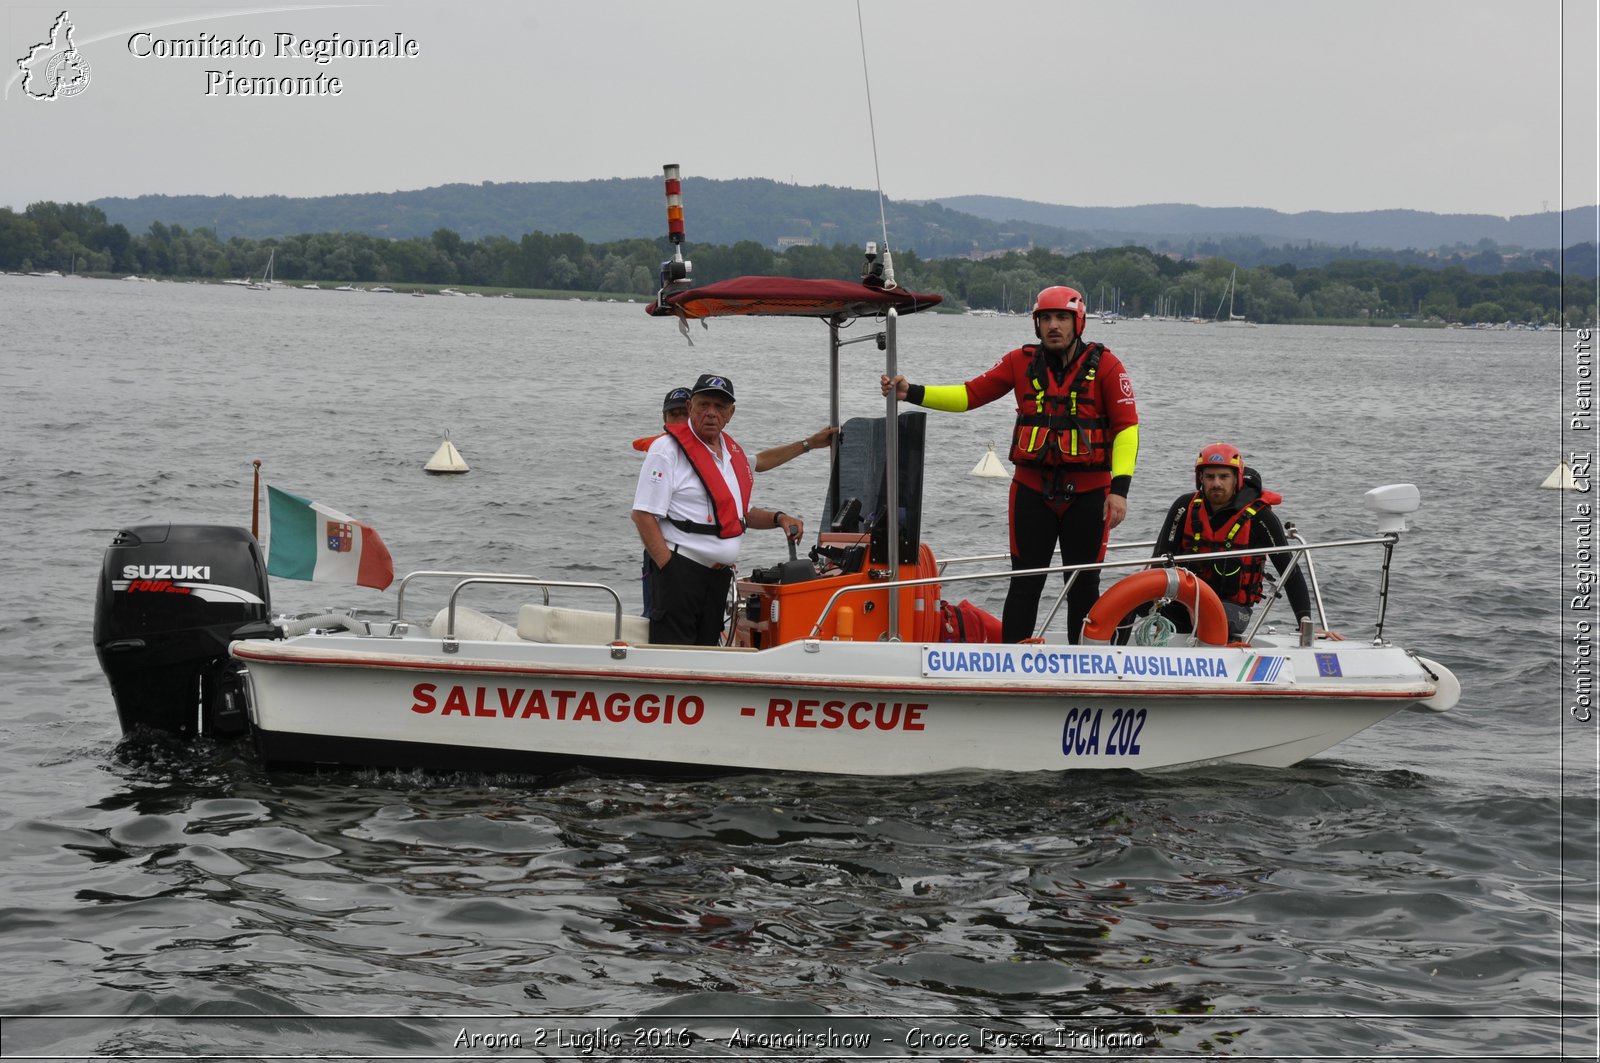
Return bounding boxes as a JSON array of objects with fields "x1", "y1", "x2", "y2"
[
  {"x1": 90, "y1": 484, "x2": 1459, "y2": 775},
  {"x1": 90, "y1": 169, "x2": 1459, "y2": 777}
]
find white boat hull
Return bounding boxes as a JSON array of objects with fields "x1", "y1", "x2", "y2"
[{"x1": 232, "y1": 631, "x2": 1451, "y2": 775}]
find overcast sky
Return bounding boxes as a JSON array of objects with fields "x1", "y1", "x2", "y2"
[{"x1": 3, "y1": 0, "x2": 1595, "y2": 218}]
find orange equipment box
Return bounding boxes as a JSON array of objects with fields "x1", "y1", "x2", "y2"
[{"x1": 732, "y1": 535, "x2": 941, "y2": 647}]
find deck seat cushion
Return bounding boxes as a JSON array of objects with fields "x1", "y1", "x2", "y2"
[
  {"x1": 518, "y1": 604, "x2": 650, "y2": 644},
  {"x1": 429, "y1": 606, "x2": 524, "y2": 642}
]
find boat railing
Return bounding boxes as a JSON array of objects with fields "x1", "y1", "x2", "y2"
[
  {"x1": 1034, "y1": 540, "x2": 1158, "y2": 636},
  {"x1": 937, "y1": 541, "x2": 1159, "y2": 574},
  {"x1": 934, "y1": 552, "x2": 1010, "y2": 572},
  {"x1": 805, "y1": 533, "x2": 1399, "y2": 643},
  {"x1": 1285, "y1": 522, "x2": 1330, "y2": 631},
  {"x1": 394, "y1": 570, "x2": 552, "y2": 623},
  {"x1": 436, "y1": 576, "x2": 628, "y2": 652},
  {"x1": 1236, "y1": 541, "x2": 1311, "y2": 645},
  {"x1": 936, "y1": 541, "x2": 1159, "y2": 637}
]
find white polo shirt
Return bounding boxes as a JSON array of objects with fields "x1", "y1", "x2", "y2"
[{"x1": 633, "y1": 429, "x2": 753, "y2": 568}]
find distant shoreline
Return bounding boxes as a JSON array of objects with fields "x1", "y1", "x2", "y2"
[
  {"x1": 26, "y1": 272, "x2": 1568, "y2": 330},
  {"x1": 42, "y1": 273, "x2": 631, "y2": 303}
]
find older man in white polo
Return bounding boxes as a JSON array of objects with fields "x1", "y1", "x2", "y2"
[{"x1": 631, "y1": 373, "x2": 803, "y2": 645}]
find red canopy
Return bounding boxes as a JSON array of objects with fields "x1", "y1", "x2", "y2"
[{"x1": 647, "y1": 276, "x2": 942, "y2": 320}]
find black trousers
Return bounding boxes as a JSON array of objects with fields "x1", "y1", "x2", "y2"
[
  {"x1": 1004, "y1": 481, "x2": 1108, "y2": 644},
  {"x1": 647, "y1": 549, "x2": 734, "y2": 646}
]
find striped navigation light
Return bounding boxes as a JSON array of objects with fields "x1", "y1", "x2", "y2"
[
  {"x1": 657, "y1": 163, "x2": 692, "y2": 305},
  {"x1": 663, "y1": 163, "x2": 685, "y2": 246}
]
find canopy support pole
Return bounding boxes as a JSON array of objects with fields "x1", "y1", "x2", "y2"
[
  {"x1": 829, "y1": 316, "x2": 842, "y2": 458},
  {"x1": 884, "y1": 308, "x2": 900, "y2": 640}
]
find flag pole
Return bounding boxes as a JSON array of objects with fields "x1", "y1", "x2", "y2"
[{"x1": 251, "y1": 460, "x2": 262, "y2": 539}]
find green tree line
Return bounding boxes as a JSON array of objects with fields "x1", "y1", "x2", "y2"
[{"x1": 3, "y1": 200, "x2": 1593, "y2": 326}]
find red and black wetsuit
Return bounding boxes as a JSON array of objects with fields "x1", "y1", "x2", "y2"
[{"x1": 905, "y1": 340, "x2": 1139, "y2": 642}]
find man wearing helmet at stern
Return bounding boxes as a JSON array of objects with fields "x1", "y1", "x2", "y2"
[
  {"x1": 882, "y1": 285, "x2": 1138, "y2": 643},
  {"x1": 1149, "y1": 443, "x2": 1337, "y2": 642}
]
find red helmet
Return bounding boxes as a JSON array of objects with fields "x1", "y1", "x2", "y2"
[
  {"x1": 1195, "y1": 442, "x2": 1244, "y2": 488},
  {"x1": 1032, "y1": 285, "x2": 1086, "y2": 334}
]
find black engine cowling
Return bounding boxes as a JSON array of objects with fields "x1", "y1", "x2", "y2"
[{"x1": 93, "y1": 523, "x2": 271, "y2": 738}]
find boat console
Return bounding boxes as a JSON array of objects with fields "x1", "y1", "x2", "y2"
[
  {"x1": 733, "y1": 412, "x2": 941, "y2": 647},
  {"x1": 733, "y1": 534, "x2": 940, "y2": 647}
]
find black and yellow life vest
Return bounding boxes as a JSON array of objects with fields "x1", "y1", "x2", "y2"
[{"x1": 1180, "y1": 491, "x2": 1275, "y2": 605}]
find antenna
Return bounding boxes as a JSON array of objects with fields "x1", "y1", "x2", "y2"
[{"x1": 855, "y1": 0, "x2": 895, "y2": 289}]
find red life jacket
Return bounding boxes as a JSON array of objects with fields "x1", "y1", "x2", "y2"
[
  {"x1": 1008, "y1": 343, "x2": 1111, "y2": 471},
  {"x1": 1180, "y1": 488, "x2": 1282, "y2": 605},
  {"x1": 664, "y1": 422, "x2": 753, "y2": 539}
]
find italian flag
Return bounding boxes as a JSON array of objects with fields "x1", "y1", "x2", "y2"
[{"x1": 265, "y1": 485, "x2": 395, "y2": 590}]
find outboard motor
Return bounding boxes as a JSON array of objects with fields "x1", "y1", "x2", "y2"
[{"x1": 93, "y1": 524, "x2": 271, "y2": 738}]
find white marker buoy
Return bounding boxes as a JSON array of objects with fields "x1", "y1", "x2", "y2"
[
  {"x1": 1540, "y1": 462, "x2": 1578, "y2": 490},
  {"x1": 970, "y1": 444, "x2": 1009, "y2": 479},
  {"x1": 424, "y1": 433, "x2": 470, "y2": 474}
]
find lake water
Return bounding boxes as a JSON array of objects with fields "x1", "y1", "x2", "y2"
[{"x1": 1, "y1": 273, "x2": 1594, "y2": 1059}]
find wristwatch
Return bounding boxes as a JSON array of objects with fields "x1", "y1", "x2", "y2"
[{"x1": 801, "y1": 438, "x2": 812, "y2": 452}]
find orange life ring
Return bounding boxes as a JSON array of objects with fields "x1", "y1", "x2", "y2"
[{"x1": 1079, "y1": 568, "x2": 1229, "y2": 646}]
